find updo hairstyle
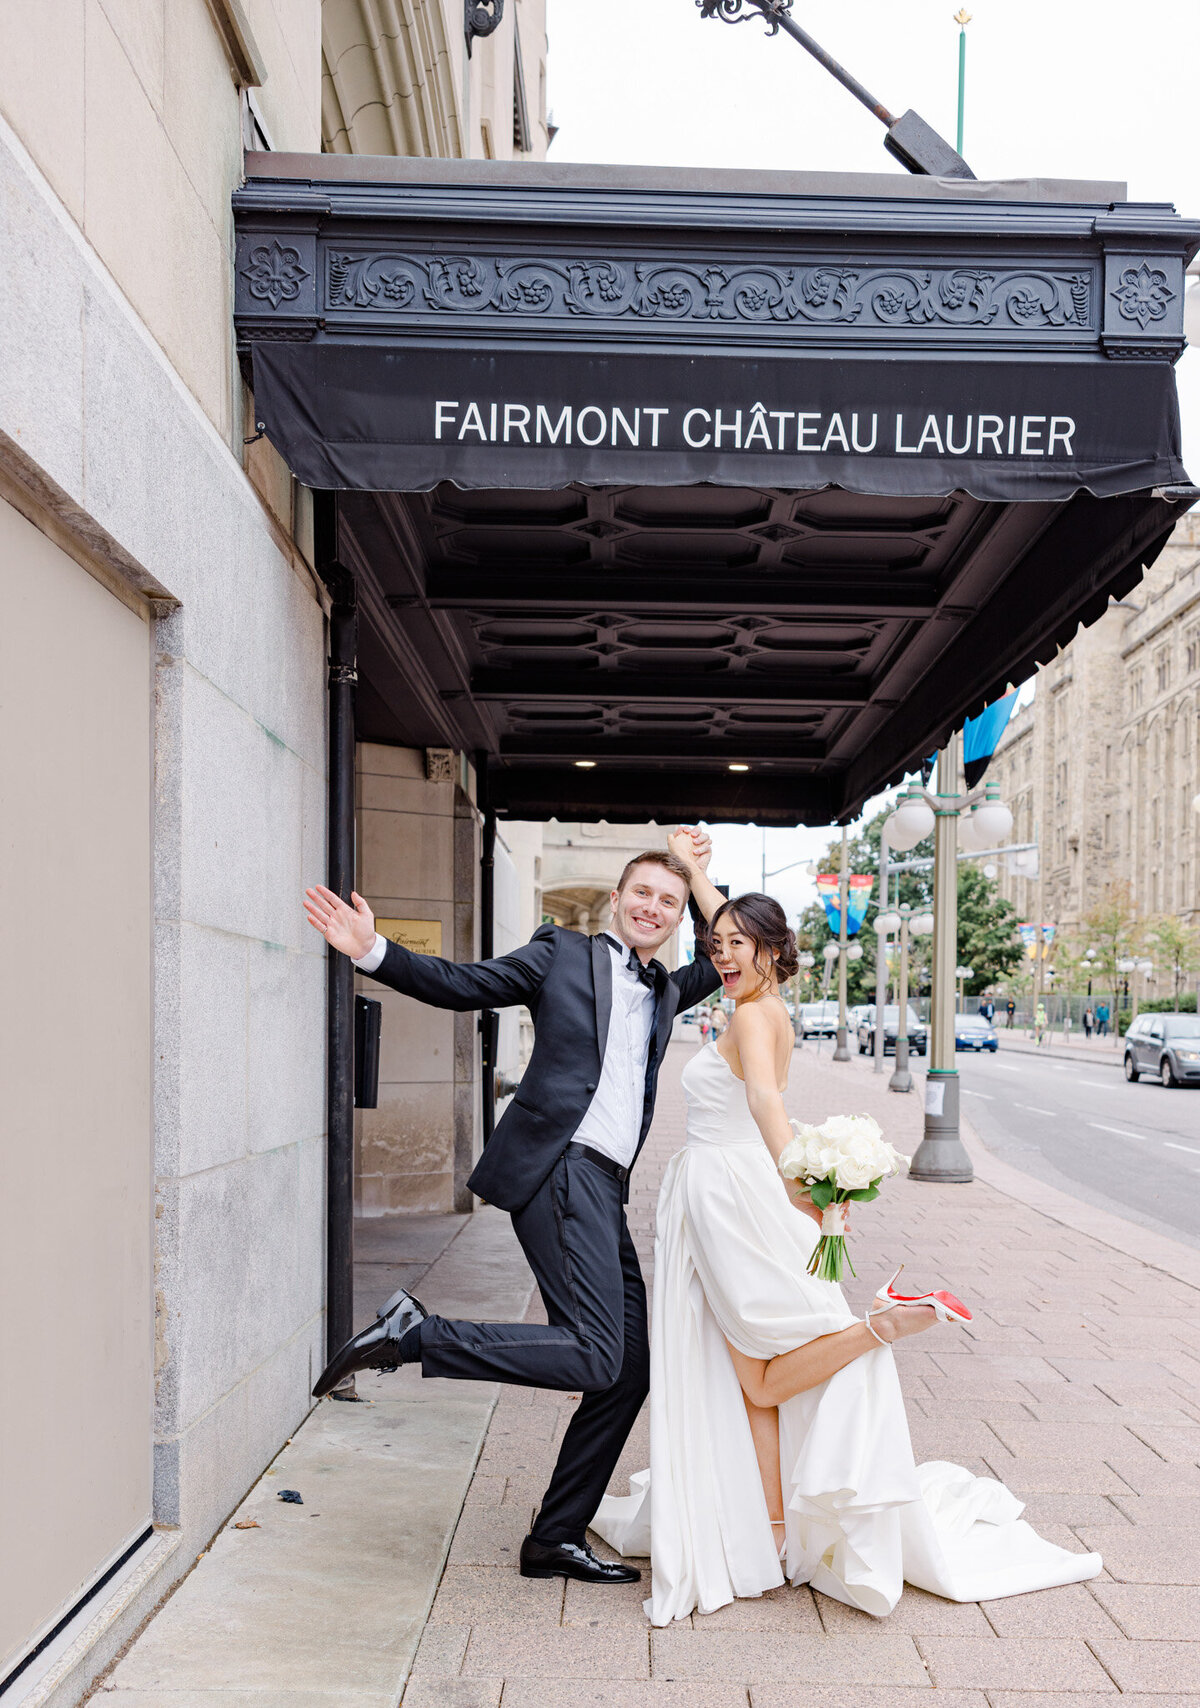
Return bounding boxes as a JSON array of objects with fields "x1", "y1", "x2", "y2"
[{"x1": 703, "y1": 892, "x2": 800, "y2": 984}]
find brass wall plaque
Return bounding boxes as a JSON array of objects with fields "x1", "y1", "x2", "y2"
[{"x1": 375, "y1": 917, "x2": 443, "y2": 956}]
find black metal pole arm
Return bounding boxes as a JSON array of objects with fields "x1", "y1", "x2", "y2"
[{"x1": 696, "y1": 0, "x2": 975, "y2": 179}]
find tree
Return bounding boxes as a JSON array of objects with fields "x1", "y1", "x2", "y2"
[
  {"x1": 955, "y1": 863, "x2": 1023, "y2": 993},
  {"x1": 801, "y1": 809, "x2": 1019, "y2": 1004},
  {"x1": 1072, "y1": 882, "x2": 1142, "y2": 1021},
  {"x1": 1146, "y1": 914, "x2": 1200, "y2": 1007}
]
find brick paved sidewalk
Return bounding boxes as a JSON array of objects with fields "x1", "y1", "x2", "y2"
[{"x1": 405, "y1": 1039, "x2": 1200, "y2": 1708}]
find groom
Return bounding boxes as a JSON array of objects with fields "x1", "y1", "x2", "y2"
[{"x1": 303, "y1": 832, "x2": 723, "y2": 1584}]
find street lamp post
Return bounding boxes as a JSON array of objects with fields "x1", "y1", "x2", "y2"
[
  {"x1": 878, "y1": 904, "x2": 933, "y2": 1093},
  {"x1": 872, "y1": 823, "x2": 891, "y2": 1075},
  {"x1": 885, "y1": 736, "x2": 1013, "y2": 1183},
  {"x1": 956, "y1": 965, "x2": 974, "y2": 1012},
  {"x1": 796, "y1": 950, "x2": 815, "y2": 1045},
  {"x1": 833, "y1": 826, "x2": 851, "y2": 1062}
]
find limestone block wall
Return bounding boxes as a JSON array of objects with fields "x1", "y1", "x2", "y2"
[
  {"x1": 992, "y1": 512, "x2": 1200, "y2": 941},
  {"x1": 355, "y1": 744, "x2": 482, "y2": 1213},
  {"x1": 322, "y1": 0, "x2": 550, "y2": 161},
  {"x1": 0, "y1": 1, "x2": 330, "y2": 1683}
]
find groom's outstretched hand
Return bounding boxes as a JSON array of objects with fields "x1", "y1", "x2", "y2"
[{"x1": 304, "y1": 884, "x2": 377, "y2": 960}]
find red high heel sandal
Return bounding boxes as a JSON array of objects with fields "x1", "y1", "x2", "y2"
[{"x1": 871, "y1": 1263, "x2": 973, "y2": 1324}]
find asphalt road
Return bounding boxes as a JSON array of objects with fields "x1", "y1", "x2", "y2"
[{"x1": 959, "y1": 1046, "x2": 1200, "y2": 1250}]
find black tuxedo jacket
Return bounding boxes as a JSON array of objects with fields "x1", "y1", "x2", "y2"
[{"x1": 362, "y1": 926, "x2": 723, "y2": 1212}]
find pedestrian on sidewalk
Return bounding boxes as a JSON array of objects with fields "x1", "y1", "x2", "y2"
[
  {"x1": 1096, "y1": 1001, "x2": 1110, "y2": 1038},
  {"x1": 980, "y1": 995, "x2": 995, "y2": 1024},
  {"x1": 1005, "y1": 997, "x2": 1016, "y2": 1028},
  {"x1": 1083, "y1": 1006, "x2": 1094, "y2": 1039},
  {"x1": 302, "y1": 831, "x2": 723, "y2": 1589},
  {"x1": 698, "y1": 1008, "x2": 711, "y2": 1045},
  {"x1": 1034, "y1": 1001, "x2": 1048, "y2": 1046}
]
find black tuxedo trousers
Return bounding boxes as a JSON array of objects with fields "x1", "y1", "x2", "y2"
[
  {"x1": 421, "y1": 1147, "x2": 647, "y2": 1542},
  {"x1": 361, "y1": 925, "x2": 722, "y2": 1544}
]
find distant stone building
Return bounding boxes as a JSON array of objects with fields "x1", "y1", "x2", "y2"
[
  {"x1": 540, "y1": 822, "x2": 684, "y2": 972},
  {"x1": 992, "y1": 511, "x2": 1200, "y2": 940}
]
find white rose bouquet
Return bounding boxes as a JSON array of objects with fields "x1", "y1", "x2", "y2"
[{"x1": 776, "y1": 1114, "x2": 910, "y2": 1282}]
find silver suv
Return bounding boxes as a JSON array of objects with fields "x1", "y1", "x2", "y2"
[{"x1": 1124, "y1": 1013, "x2": 1200, "y2": 1087}]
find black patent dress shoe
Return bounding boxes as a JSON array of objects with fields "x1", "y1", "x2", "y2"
[
  {"x1": 519, "y1": 1534, "x2": 641, "y2": 1584},
  {"x1": 311, "y1": 1287, "x2": 428, "y2": 1398}
]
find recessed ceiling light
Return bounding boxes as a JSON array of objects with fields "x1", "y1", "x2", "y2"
[
  {"x1": 575, "y1": 759, "x2": 596, "y2": 769},
  {"x1": 729, "y1": 763, "x2": 750, "y2": 772}
]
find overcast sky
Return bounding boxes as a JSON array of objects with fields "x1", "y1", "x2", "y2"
[{"x1": 544, "y1": 0, "x2": 1200, "y2": 922}]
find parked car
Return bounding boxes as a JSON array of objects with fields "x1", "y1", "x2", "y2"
[
  {"x1": 799, "y1": 1001, "x2": 839, "y2": 1039},
  {"x1": 1124, "y1": 1012, "x2": 1200, "y2": 1087},
  {"x1": 856, "y1": 1004, "x2": 927, "y2": 1057},
  {"x1": 954, "y1": 1013, "x2": 999, "y2": 1052},
  {"x1": 847, "y1": 1004, "x2": 874, "y2": 1033}
]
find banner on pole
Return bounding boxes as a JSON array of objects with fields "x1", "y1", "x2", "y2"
[
  {"x1": 1018, "y1": 921, "x2": 1038, "y2": 961},
  {"x1": 816, "y1": 872, "x2": 873, "y2": 937}
]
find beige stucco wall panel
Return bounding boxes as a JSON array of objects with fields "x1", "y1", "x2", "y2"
[
  {"x1": 0, "y1": 0, "x2": 87, "y2": 222},
  {"x1": 97, "y1": 0, "x2": 167, "y2": 108},
  {"x1": 362, "y1": 1080, "x2": 455, "y2": 1177},
  {"x1": 358, "y1": 767, "x2": 456, "y2": 818},
  {"x1": 243, "y1": 0, "x2": 321, "y2": 151},
  {"x1": 84, "y1": 2, "x2": 232, "y2": 437},
  {"x1": 164, "y1": 0, "x2": 245, "y2": 236},
  {"x1": 360, "y1": 807, "x2": 456, "y2": 903},
  {"x1": 368, "y1": 984, "x2": 456, "y2": 1085},
  {"x1": 0, "y1": 498, "x2": 154, "y2": 1677}
]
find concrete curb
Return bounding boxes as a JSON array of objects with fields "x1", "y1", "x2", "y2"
[
  {"x1": 961, "y1": 1113, "x2": 1200, "y2": 1295},
  {"x1": 996, "y1": 1033, "x2": 1125, "y2": 1067}
]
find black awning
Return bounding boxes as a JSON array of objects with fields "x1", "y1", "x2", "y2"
[
  {"x1": 251, "y1": 341, "x2": 1186, "y2": 501},
  {"x1": 233, "y1": 158, "x2": 1200, "y2": 824}
]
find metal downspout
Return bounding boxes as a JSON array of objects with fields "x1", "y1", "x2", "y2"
[{"x1": 314, "y1": 492, "x2": 357, "y2": 1370}]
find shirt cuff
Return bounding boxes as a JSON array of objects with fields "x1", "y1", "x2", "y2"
[{"x1": 352, "y1": 932, "x2": 388, "y2": 973}]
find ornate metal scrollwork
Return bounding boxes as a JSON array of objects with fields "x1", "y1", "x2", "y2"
[
  {"x1": 323, "y1": 250, "x2": 1096, "y2": 335},
  {"x1": 465, "y1": 0, "x2": 503, "y2": 54},
  {"x1": 1111, "y1": 262, "x2": 1175, "y2": 332},
  {"x1": 696, "y1": 0, "x2": 793, "y2": 30}
]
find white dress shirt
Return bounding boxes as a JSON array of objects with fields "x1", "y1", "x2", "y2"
[
  {"x1": 352, "y1": 927, "x2": 656, "y2": 1170},
  {"x1": 570, "y1": 931, "x2": 657, "y2": 1169}
]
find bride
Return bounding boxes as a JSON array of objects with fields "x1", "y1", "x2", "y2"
[{"x1": 591, "y1": 842, "x2": 1101, "y2": 1626}]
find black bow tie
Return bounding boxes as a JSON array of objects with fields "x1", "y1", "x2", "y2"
[{"x1": 606, "y1": 936, "x2": 658, "y2": 990}]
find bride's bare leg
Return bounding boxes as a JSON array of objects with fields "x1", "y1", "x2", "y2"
[
  {"x1": 740, "y1": 1388, "x2": 784, "y2": 1524},
  {"x1": 725, "y1": 1304, "x2": 937, "y2": 1409}
]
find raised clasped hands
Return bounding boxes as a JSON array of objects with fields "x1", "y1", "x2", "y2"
[
  {"x1": 304, "y1": 883, "x2": 377, "y2": 959},
  {"x1": 668, "y1": 824, "x2": 713, "y2": 875}
]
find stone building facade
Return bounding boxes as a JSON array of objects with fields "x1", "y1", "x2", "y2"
[
  {"x1": 0, "y1": 3, "x2": 547, "y2": 1702},
  {"x1": 991, "y1": 511, "x2": 1200, "y2": 942}
]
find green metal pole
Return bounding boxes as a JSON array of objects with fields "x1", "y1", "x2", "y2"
[{"x1": 955, "y1": 11, "x2": 970, "y2": 157}]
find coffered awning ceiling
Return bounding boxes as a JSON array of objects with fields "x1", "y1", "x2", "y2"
[{"x1": 234, "y1": 157, "x2": 1200, "y2": 824}]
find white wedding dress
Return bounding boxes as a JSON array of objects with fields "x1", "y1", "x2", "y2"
[{"x1": 591, "y1": 1041, "x2": 1102, "y2": 1625}]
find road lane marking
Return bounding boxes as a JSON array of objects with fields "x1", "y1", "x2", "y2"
[
  {"x1": 962, "y1": 1090, "x2": 995, "y2": 1099},
  {"x1": 1164, "y1": 1141, "x2": 1200, "y2": 1157},
  {"x1": 1080, "y1": 1080, "x2": 1116, "y2": 1089},
  {"x1": 1089, "y1": 1122, "x2": 1148, "y2": 1141},
  {"x1": 1017, "y1": 1103, "x2": 1055, "y2": 1114},
  {"x1": 991, "y1": 1064, "x2": 1020, "y2": 1073}
]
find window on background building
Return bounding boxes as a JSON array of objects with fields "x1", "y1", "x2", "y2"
[
  {"x1": 1126, "y1": 808, "x2": 1133, "y2": 851},
  {"x1": 1104, "y1": 813, "x2": 1112, "y2": 849},
  {"x1": 1152, "y1": 797, "x2": 1161, "y2": 842},
  {"x1": 1152, "y1": 869, "x2": 1161, "y2": 912},
  {"x1": 1130, "y1": 668, "x2": 1144, "y2": 710},
  {"x1": 1187, "y1": 626, "x2": 1200, "y2": 675},
  {"x1": 1156, "y1": 648, "x2": 1171, "y2": 694},
  {"x1": 1105, "y1": 743, "x2": 1113, "y2": 779}
]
